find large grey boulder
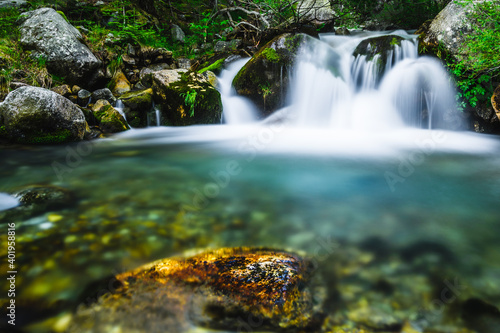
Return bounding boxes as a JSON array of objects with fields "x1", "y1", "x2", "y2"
[
  {"x1": 0, "y1": 86, "x2": 86, "y2": 144},
  {"x1": 18, "y1": 8, "x2": 103, "y2": 88},
  {"x1": 420, "y1": 1, "x2": 474, "y2": 60}
]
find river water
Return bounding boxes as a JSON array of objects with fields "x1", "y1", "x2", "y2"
[{"x1": 1, "y1": 30, "x2": 500, "y2": 332}]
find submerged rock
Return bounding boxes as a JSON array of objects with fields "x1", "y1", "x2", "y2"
[
  {"x1": 18, "y1": 8, "x2": 103, "y2": 88},
  {"x1": 232, "y1": 33, "x2": 308, "y2": 117},
  {"x1": 152, "y1": 69, "x2": 222, "y2": 126},
  {"x1": 0, "y1": 86, "x2": 86, "y2": 144},
  {"x1": 0, "y1": 185, "x2": 75, "y2": 223},
  {"x1": 69, "y1": 248, "x2": 325, "y2": 332}
]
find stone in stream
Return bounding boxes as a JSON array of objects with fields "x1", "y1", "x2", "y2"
[
  {"x1": 0, "y1": 185, "x2": 75, "y2": 223},
  {"x1": 68, "y1": 248, "x2": 325, "y2": 332}
]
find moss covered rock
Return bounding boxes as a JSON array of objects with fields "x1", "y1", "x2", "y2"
[
  {"x1": 152, "y1": 69, "x2": 222, "y2": 126},
  {"x1": 118, "y1": 88, "x2": 153, "y2": 128},
  {"x1": 68, "y1": 248, "x2": 325, "y2": 332},
  {"x1": 92, "y1": 99, "x2": 129, "y2": 133},
  {"x1": 0, "y1": 86, "x2": 86, "y2": 144},
  {"x1": 232, "y1": 33, "x2": 309, "y2": 117}
]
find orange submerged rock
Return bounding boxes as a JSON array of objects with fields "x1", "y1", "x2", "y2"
[{"x1": 69, "y1": 247, "x2": 325, "y2": 333}]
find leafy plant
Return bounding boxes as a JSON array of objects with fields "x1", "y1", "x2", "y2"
[
  {"x1": 447, "y1": 0, "x2": 500, "y2": 109},
  {"x1": 180, "y1": 90, "x2": 198, "y2": 117}
]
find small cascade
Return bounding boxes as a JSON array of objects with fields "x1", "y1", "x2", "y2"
[
  {"x1": 218, "y1": 58, "x2": 259, "y2": 124},
  {"x1": 278, "y1": 30, "x2": 461, "y2": 130},
  {"x1": 147, "y1": 102, "x2": 162, "y2": 127},
  {"x1": 114, "y1": 100, "x2": 127, "y2": 120}
]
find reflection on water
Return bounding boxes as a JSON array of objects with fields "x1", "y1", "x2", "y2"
[{"x1": 1, "y1": 126, "x2": 500, "y2": 331}]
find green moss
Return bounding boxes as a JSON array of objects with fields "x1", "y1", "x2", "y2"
[
  {"x1": 198, "y1": 58, "x2": 225, "y2": 74},
  {"x1": 261, "y1": 48, "x2": 280, "y2": 63},
  {"x1": 0, "y1": 125, "x2": 7, "y2": 138},
  {"x1": 20, "y1": 129, "x2": 73, "y2": 145},
  {"x1": 56, "y1": 11, "x2": 69, "y2": 23}
]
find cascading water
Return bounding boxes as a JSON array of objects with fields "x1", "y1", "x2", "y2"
[
  {"x1": 285, "y1": 30, "x2": 460, "y2": 130},
  {"x1": 220, "y1": 30, "x2": 461, "y2": 132},
  {"x1": 218, "y1": 58, "x2": 259, "y2": 124},
  {"x1": 114, "y1": 99, "x2": 127, "y2": 120}
]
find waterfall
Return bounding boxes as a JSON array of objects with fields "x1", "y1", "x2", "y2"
[
  {"x1": 285, "y1": 30, "x2": 460, "y2": 130},
  {"x1": 221, "y1": 30, "x2": 461, "y2": 131},
  {"x1": 147, "y1": 102, "x2": 162, "y2": 127},
  {"x1": 218, "y1": 58, "x2": 259, "y2": 124},
  {"x1": 115, "y1": 100, "x2": 127, "y2": 120}
]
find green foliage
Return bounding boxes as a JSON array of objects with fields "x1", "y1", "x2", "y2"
[
  {"x1": 261, "y1": 48, "x2": 280, "y2": 63},
  {"x1": 447, "y1": 0, "x2": 500, "y2": 109},
  {"x1": 198, "y1": 58, "x2": 225, "y2": 74},
  {"x1": 0, "y1": 7, "x2": 19, "y2": 39},
  {"x1": 180, "y1": 90, "x2": 197, "y2": 117}
]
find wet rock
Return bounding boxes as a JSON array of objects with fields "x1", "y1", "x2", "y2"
[
  {"x1": 491, "y1": 85, "x2": 500, "y2": 121},
  {"x1": 77, "y1": 89, "x2": 91, "y2": 107},
  {"x1": 108, "y1": 69, "x2": 131, "y2": 96},
  {"x1": 121, "y1": 53, "x2": 136, "y2": 67},
  {"x1": 233, "y1": 33, "x2": 310, "y2": 117},
  {"x1": 353, "y1": 35, "x2": 405, "y2": 85},
  {"x1": 0, "y1": 86, "x2": 86, "y2": 144},
  {"x1": 152, "y1": 69, "x2": 222, "y2": 126},
  {"x1": 92, "y1": 99, "x2": 129, "y2": 133},
  {"x1": 171, "y1": 24, "x2": 185, "y2": 43},
  {"x1": 462, "y1": 298, "x2": 500, "y2": 333},
  {"x1": 0, "y1": 185, "x2": 75, "y2": 223},
  {"x1": 69, "y1": 248, "x2": 325, "y2": 332},
  {"x1": 118, "y1": 89, "x2": 153, "y2": 128},
  {"x1": 18, "y1": 8, "x2": 103, "y2": 88},
  {"x1": 91, "y1": 88, "x2": 116, "y2": 105},
  {"x1": 51, "y1": 85, "x2": 72, "y2": 98}
]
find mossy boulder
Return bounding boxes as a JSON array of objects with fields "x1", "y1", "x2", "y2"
[
  {"x1": 118, "y1": 88, "x2": 153, "y2": 128},
  {"x1": 0, "y1": 86, "x2": 86, "y2": 144},
  {"x1": 68, "y1": 248, "x2": 325, "y2": 332},
  {"x1": 232, "y1": 33, "x2": 309, "y2": 117},
  {"x1": 92, "y1": 99, "x2": 129, "y2": 133},
  {"x1": 152, "y1": 69, "x2": 222, "y2": 126}
]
